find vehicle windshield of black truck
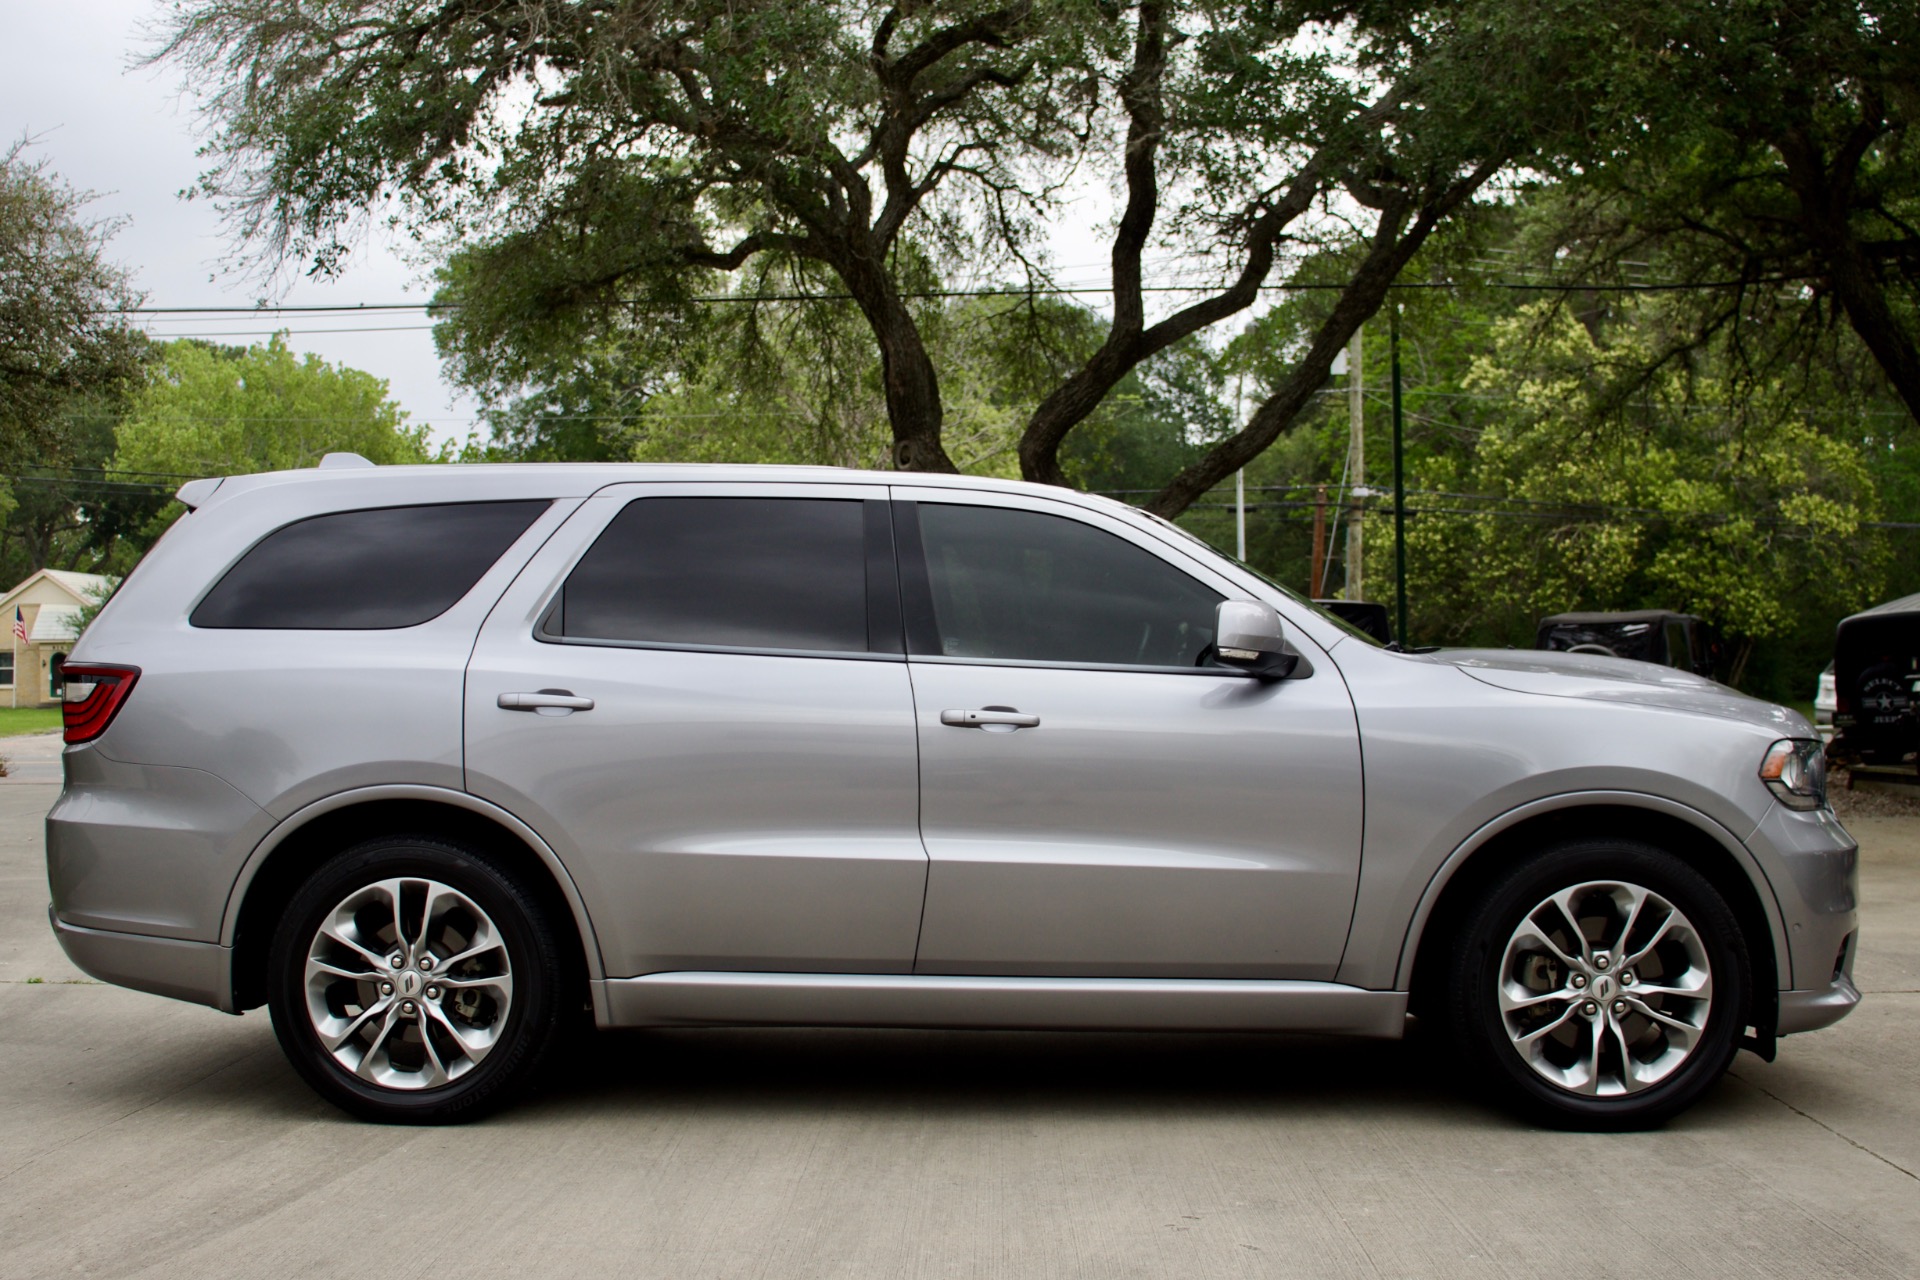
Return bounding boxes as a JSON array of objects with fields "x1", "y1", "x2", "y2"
[{"x1": 1539, "y1": 619, "x2": 1664, "y2": 663}]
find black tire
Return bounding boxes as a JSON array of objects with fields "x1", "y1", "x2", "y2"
[
  {"x1": 267, "y1": 835, "x2": 567, "y2": 1124},
  {"x1": 1443, "y1": 838, "x2": 1750, "y2": 1130}
]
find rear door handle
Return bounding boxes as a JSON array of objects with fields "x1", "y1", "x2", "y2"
[
  {"x1": 940, "y1": 707, "x2": 1040, "y2": 729},
  {"x1": 498, "y1": 689, "x2": 595, "y2": 713}
]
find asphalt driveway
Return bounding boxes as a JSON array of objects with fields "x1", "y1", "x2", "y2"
[{"x1": 3, "y1": 731, "x2": 1916, "y2": 1277}]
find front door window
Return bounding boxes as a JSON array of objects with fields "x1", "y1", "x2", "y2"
[{"x1": 908, "y1": 502, "x2": 1221, "y2": 667}]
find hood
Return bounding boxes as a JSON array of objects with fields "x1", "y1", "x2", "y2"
[{"x1": 1434, "y1": 649, "x2": 1811, "y2": 735}]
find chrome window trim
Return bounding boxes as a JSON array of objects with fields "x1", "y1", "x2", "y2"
[{"x1": 902, "y1": 651, "x2": 1310, "y2": 679}]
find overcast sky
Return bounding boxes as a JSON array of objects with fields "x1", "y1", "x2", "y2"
[{"x1": 4, "y1": 1, "x2": 480, "y2": 446}]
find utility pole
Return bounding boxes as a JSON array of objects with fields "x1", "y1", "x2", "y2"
[
  {"x1": 1344, "y1": 325, "x2": 1364, "y2": 599},
  {"x1": 1234, "y1": 373, "x2": 1247, "y2": 561},
  {"x1": 1309, "y1": 485, "x2": 1328, "y2": 598},
  {"x1": 1390, "y1": 304, "x2": 1409, "y2": 647}
]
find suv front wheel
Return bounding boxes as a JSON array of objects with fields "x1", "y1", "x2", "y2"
[
  {"x1": 267, "y1": 835, "x2": 566, "y2": 1124},
  {"x1": 1444, "y1": 839, "x2": 1751, "y2": 1130}
]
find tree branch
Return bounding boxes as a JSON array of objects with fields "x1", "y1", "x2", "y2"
[{"x1": 1145, "y1": 158, "x2": 1503, "y2": 519}]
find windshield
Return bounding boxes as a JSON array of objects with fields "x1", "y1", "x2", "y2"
[{"x1": 1134, "y1": 509, "x2": 1388, "y2": 649}]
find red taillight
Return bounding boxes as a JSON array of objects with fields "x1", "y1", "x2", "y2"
[{"x1": 61, "y1": 664, "x2": 140, "y2": 744}]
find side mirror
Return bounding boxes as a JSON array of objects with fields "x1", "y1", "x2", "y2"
[{"x1": 1214, "y1": 600, "x2": 1299, "y2": 681}]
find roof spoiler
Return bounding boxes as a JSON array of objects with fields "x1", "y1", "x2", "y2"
[
  {"x1": 174, "y1": 452, "x2": 376, "y2": 511},
  {"x1": 174, "y1": 477, "x2": 223, "y2": 510}
]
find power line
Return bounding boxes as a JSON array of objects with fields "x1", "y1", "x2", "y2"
[
  {"x1": 133, "y1": 324, "x2": 441, "y2": 337},
  {"x1": 104, "y1": 272, "x2": 1820, "y2": 317}
]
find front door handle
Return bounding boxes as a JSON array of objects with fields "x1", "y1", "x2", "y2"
[
  {"x1": 940, "y1": 707, "x2": 1041, "y2": 730},
  {"x1": 498, "y1": 689, "x2": 595, "y2": 714}
]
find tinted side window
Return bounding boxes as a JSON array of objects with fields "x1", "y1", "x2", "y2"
[
  {"x1": 912, "y1": 503, "x2": 1221, "y2": 666},
  {"x1": 192, "y1": 500, "x2": 549, "y2": 630},
  {"x1": 551, "y1": 497, "x2": 870, "y2": 653}
]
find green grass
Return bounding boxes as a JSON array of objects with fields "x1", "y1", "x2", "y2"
[{"x1": 0, "y1": 707, "x2": 62, "y2": 737}]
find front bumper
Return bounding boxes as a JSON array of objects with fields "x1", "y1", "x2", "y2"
[
  {"x1": 1777, "y1": 973, "x2": 1861, "y2": 1035},
  {"x1": 49, "y1": 906, "x2": 233, "y2": 1012}
]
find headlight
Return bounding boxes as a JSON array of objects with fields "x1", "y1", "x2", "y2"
[{"x1": 1760, "y1": 739, "x2": 1827, "y2": 811}]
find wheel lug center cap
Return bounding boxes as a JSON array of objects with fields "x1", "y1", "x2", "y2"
[
  {"x1": 1592, "y1": 974, "x2": 1616, "y2": 1001},
  {"x1": 398, "y1": 970, "x2": 422, "y2": 998}
]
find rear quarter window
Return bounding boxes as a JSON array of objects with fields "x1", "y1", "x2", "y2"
[{"x1": 191, "y1": 500, "x2": 550, "y2": 629}]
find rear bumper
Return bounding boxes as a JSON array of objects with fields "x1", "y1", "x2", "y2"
[
  {"x1": 49, "y1": 906, "x2": 233, "y2": 1012},
  {"x1": 1777, "y1": 973, "x2": 1861, "y2": 1035}
]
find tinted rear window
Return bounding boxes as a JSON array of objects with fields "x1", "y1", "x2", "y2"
[
  {"x1": 548, "y1": 497, "x2": 868, "y2": 652},
  {"x1": 191, "y1": 500, "x2": 549, "y2": 629}
]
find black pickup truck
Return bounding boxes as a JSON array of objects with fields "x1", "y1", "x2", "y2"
[{"x1": 1535, "y1": 610, "x2": 1727, "y2": 679}]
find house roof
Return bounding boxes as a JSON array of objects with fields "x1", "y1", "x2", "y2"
[
  {"x1": 0, "y1": 568, "x2": 116, "y2": 616},
  {"x1": 27, "y1": 604, "x2": 83, "y2": 644},
  {"x1": 40, "y1": 569, "x2": 114, "y2": 599}
]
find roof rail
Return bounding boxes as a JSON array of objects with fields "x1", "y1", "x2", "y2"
[{"x1": 318, "y1": 452, "x2": 377, "y2": 470}]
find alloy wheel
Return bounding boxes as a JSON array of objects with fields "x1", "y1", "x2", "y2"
[
  {"x1": 302, "y1": 876, "x2": 515, "y2": 1090},
  {"x1": 1496, "y1": 879, "x2": 1713, "y2": 1097}
]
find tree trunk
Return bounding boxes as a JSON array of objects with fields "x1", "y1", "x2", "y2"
[
  {"x1": 1812, "y1": 226, "x2": 1920, "y2": 424},
  {"x1": 1780, "y1": 126, "x2": 1920, "y2": 425},
  {"x1": 836, "y1": 245, "x2": 958, "y2": 474}
]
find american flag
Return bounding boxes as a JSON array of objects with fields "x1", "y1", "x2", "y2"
[{"x1": 11, "y1": 607, "x2": 24, "y2": 643}]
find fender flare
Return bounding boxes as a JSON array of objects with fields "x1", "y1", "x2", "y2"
[{"x1": 1391, "y1": 789, "x2": 1791, "y2": 992}]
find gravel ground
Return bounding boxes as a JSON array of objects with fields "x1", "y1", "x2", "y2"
[{"x1": 1832, "y1": 769, "x2": 1920, "y2": 819}]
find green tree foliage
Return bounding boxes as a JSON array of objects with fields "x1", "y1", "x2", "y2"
[
  {"x1": 467, "y1": 287, "x2": 1143, "y2": 476},
  {"x1": 0, "y1": 143, "x2": 147, "y2": 470},
  {"x1": 1544, "y1": 1, "x2": 1920, "y2": 425},
  {"x1": 1406, "y1": 306, "x2": 1883, "y2": 665},
  {"x1": 1015, "y1": 0, "x2": 1629, "y2": 514},
  {"x1": 115, "y1": 335, "x2": 435, "y2": 481},
  {"x1": 0, "y1": 397, "x2": 172, "y2": 584},
  {"x1": 156, "y1": 0, "x2": 1101, "y2": 474},
  {"x1": 1206, "y1": 205, "x2": 1915, "y2": 699},
  {"x1": 0, "y1": 144, "x2": 156, "y2": 585},
  {"x1": 154, "y1": 0, "x2": 1628, "y2": 510}
]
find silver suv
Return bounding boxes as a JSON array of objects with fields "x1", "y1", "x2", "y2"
[{"x1": 47, "y1": 460, "x2": 1859, "y2": 1127}]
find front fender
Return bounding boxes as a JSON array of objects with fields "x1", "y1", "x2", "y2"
[{"x1": 1341, "y1": 789, "x2": 1790, "y2": 994}]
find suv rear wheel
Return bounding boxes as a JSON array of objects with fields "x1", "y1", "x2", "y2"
[
  {"x1": 267, "y1": 835, "x2": 566, "y2": 1123},
  {"x1": 1444, "y1": 839, "x2": 1750, "y2": 1130}
]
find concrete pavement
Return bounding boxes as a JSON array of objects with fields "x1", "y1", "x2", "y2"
[{"x1": 2, "y1": 741, "x2": 1915, "y2": 1277}]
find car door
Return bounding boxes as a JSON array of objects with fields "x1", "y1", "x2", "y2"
[
  {"x1": 896, "y1": 489, "x2": 1365, "y2": 980},
  {"x1": 464, "y1": 481, "x2": 928, "y2": 977}
]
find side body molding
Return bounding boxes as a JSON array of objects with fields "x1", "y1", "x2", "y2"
[
  {"x1": 601, "y1": 972, "x2": 1408, "y2": 1036},
  {"x1": 220, "y1": 784, "x2": 608, "y2": 1008},
  {"x1": 1390, "y1": 790, "x2": 1792, "y2": 992}
]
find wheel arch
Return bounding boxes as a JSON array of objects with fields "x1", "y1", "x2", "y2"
[
  {"x1": 220, "y1": 786, "x2": 606, "y2": 1015},
  {"x1": 1400, "y1": 793, "x2": 1788, "y2": 1033}
]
